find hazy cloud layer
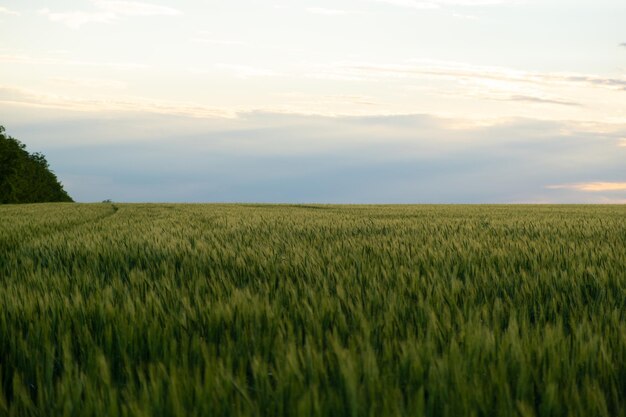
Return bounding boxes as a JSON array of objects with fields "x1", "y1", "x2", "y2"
[
  {"x1": 0, "y1": 86, "x2": 234, "y2": 118},
  {"x1": 2, "y1": 54, "x2": 623, "y2": 120},
  {"x1": 3, "y1": 110, "x2": 624, "y2": 203},
  {"x1": 333, "y1": 61, "x2": 626, "y2": 91}
]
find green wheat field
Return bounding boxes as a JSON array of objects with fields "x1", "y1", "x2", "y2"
[{"x1": 0, "y1": 203, "x2": 624, "y2": 417}]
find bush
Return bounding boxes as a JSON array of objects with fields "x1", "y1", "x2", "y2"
[{"x1": 0, "y1": 125, "x2": 73, "y2": 204}]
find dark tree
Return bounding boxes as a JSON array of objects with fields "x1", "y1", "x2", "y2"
[{"x1": 0, "y1": 125, "x2": 73, "y2": 204}]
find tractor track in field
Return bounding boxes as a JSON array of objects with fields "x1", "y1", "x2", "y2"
[{"x1": 0, "y1": 204, "x2": 120, "y2": 257}]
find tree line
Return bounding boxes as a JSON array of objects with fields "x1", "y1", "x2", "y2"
[{"x1": 0, "y1": 125, "x2": 73, "y2": 204}]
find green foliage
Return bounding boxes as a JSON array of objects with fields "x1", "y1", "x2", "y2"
[
  {"x1": 0, "y1": 125, "x2": 73, "y2": 204},
  {"x1": 0, "y1": 204, "x2": 624, "y2": 417}
]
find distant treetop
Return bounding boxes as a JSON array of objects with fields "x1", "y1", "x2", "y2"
[{"x1": 0, "y1": 125, "x2": 73, "y2": 204}]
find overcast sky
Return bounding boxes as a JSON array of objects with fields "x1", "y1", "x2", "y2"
[{"x1": 1, "y1": 0, "x2": 625, "y2": 202}]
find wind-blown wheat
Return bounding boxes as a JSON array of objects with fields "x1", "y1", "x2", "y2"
[{"x1": 0, "y1": 203, "x2": 624, "y2": 416}]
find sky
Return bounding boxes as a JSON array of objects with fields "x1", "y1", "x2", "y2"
[{"x1": 1, "y1": 0, "x2": 625, "y2": 203}]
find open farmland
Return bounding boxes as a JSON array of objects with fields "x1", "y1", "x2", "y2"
[{"x1": 0, "y1": 203, "x2": 625, "y2": 417}]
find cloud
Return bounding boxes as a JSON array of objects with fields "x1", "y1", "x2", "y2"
[
  {"x1": 93, "y1": 0, "x2": 181, "y2": 16},
  {"x1": 433, "y1": 77, "x2": 581, "y2": 106},
  {"x1": 191, "y1": 38, "x2": 247, "y2": 46},
  {"x1": 189, "y1": 32, "x2": 304, "y2": 53},
  {"x1": 189, "y1": 31, "x2": 248, "y2": 46},
  {"x1": 341, "y1": 60, "x2": 626, "y2": 90},
  {"x1": 276, "y1": 93, "x2": 379, "y2": 107},
  {"x1": 0, "y1": 53, "x2": 147, "y2": 70},
  {"x1": 215, "y1": 64, "x2": 284, "y2": 78},
  {"x1": 500, "y1": 95, "x2": 580, "y2": 106},
  {"x1": 48, "y1": 77, "x2": 127, "y2": 90},
  {"x1": 620, "y1": 43, "x2": 626, "y2": 48},
  {"x1": 368, "y1": 0, "x2": 515, "y2": 9},
  {"x1": 0, "y1": 85, "x2": 234, "y2": 118},
  {"x1": 546, "y1": 182, "x2": 626, "y2": 192},
  {"x1": 430, "y1": 0, "x2": 515, "y2": 4},
  {"x1": 306, "y1": 8, "x2": 364, "y2": 15},
  {"x1": 564, "y1": 75, "x2": 626, "y2": 90},
  {"x1": 369, "y1": 0, "x2": 439, "y2": 9},
  {"x1": 0, "y1": 82, "x2": 382, "y2": 118},
  {"x1": 39, "y1": 1, "x2": 181, "y2": 29},
  {"x1": 452, "y1": 12, "x2": 478, "y2": 19},
  {"x1": 38, "y1": 8, "x2": 115, "y2": 29},
  {"x1": 301, "y1": 60, "x2": 626, "y2": 110},
  {"x1": 295, "y1": 59, "x2": 621, "y2": 116},
  {"x1": 0, "y1": 6, "x2": 20, "y2": 16}
]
